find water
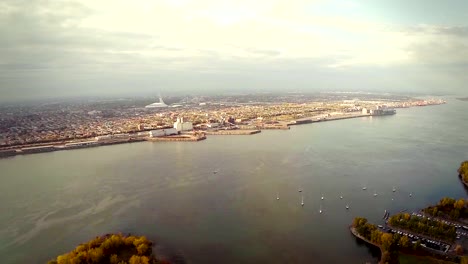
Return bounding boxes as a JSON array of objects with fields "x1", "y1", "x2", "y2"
[{"x1": 0, "y1": 98, "x2": 467, "y2": 264}]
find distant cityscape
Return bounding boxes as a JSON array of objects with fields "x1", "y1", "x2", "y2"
[{"x1": 0, "y1": 93, "x2": 445, "y2": 156}]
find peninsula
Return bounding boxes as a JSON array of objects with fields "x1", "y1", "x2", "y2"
[
  {"x1": 352, "y1": 162, "x2": 468, "y2": 263},
  {"x1": 0, "y1": 93, "x2": 445, "y2": 158}
]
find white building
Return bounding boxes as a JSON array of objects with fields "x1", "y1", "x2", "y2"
[
  {"x1": 174, "y1": 117, "x2": 193, "y2": 132},
  {"x1": 149, "y1": 128, "x2": 178, "y2": 137},
  {"x1": 145, "y1": 95, "x2": 168, "y2": 108},
  {"x1": 95, "y1": 135, "x2": 112, "y2": 141}
]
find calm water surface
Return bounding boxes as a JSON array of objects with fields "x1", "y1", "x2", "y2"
[{"x1": 1, "y1": 98, "x2": 467, "y2": 264}]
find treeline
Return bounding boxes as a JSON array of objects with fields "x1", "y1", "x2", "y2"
[
  {"x1": 353, "y1": 217, "x2": 409, "y2": 264},
  {"x1": 423, "y1": 197, "x2": 468, "y2": 220},
  {"x1": 47, "y1": 233, "x2": 167, "y2": 264},
  {"x1": 459, "y1": 161, "x2": 468, "y2": 183},
  {"x1": 388, "y1": 213, "x2": 456, "y2": 242}
]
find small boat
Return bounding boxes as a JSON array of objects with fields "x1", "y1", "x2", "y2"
[
  {"x1": 319, "y1": 205, "x2": 322, "y2": 213},
  {"x1": 340, "y1": 194, "x2": 343, "y2": 199},
  {"x1": 301, "y1": 196, "x2": 304, "y2": 206},
  {"x1": 373, "y1": 191, "x2": 378, "y2": 197},
  {"x1": 321, "y1": 195, "x2": 324, "y2": 200},
  {"x1": 213, "y1": 170, "x2": 218, "y2": 174},
  {"x1": 276, "y1": 193, "x2": 280, "y2": 200},
  {"x1": 346, "y1": 204, "x2": 349, "y2": 210},
  {"x1": 392, "y1": 187, "x2": 396, "y2": 192},
  {"x1": 362, "y1": 187, "x2": 367, "y2": 190},
  {"x1": 409, "y1": 193, "x2": 412, "y2": 197},
  {"x1": 298, "y1": 189, "x2": 303, "y2": 192}
]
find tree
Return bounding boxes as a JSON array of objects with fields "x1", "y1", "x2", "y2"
[
  {"x1": 458, "y1": 161, "x2": 468, "y2": 178},
  {"x1": 48, "y1": 234, "x2": 158, "y2": 264},
  {"x1": 455, "y1": 244, "x2": 464, "y2": 255},
  {"x1": 399, "y1": 235, "x2": 409, "y2": 248},
  {"x1": 129, "y1": 255, "x2": 150, "y2": 264},
  {"x1": 381, "y1": 233, "x2": 393, "y2": 251},
  {"x1": 381, "y1": 251, "x2": 391, "y2": 264},
  {"x1": 461, "y1": 256, "x2": 468, "y2": 264},
  {"x1": 455, "y1": 199, "x2": 465, "y2": 210}
]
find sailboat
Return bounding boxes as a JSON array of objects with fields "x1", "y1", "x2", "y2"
[{"x1": 301, "y1": 196, "x2": 304, "y2": 206}]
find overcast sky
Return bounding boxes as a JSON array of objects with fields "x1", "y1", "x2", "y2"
[{"x1": 1, "y1": 0, "x2": 467, "y2": 102}]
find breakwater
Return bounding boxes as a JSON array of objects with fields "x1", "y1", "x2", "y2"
[
  {"x1": 146, "y1": 135, "x2": 206, "y2": 142},
  {"x1": 290, "y1": 113, "x2": 370, "y2": 126},
  {"x1": 204, "y1": 130, "x2": 261, "y2": 135},
  {"x1": 0, "y1": 138, "x2": 146, "y2": 158}
]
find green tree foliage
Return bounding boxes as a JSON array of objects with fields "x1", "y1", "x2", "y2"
[
  {"x1": 399, "y1": 235, "x2": 409, "y2": 248},
  {"x1": 422, "y1": 197, "x2": 468, "y2": 220},
  {"x1": 381, "y1": 233, "x2": 394, "y2": 251},
  {"x1": 388, "y1": 213, "x2": 457, "y2": 242},
  {"x1": 352, "y1": 217, "x2": 408, "y2": 263},
  {"x1": 459, "y1": 161, "x2": 468, "y2": 181},
  {"x1": 47, "y1": 233, "x2": 161, "y2": 264}
]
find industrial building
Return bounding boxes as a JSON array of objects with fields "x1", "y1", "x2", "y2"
[
  {"x1": 362, "y1": 106, "x2": 396, "y2": 116},
  {"x1": 174, "y1": 117, "x2": 193, "y2": 132},
  {"x1": 149, "y1": 128, "x2": 178, "y2": 137}
]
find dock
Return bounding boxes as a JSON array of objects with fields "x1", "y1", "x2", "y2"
[{"x1": 204, "y1": 130, "x2": 261, "y2": 135}]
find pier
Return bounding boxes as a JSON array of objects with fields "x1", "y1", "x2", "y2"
[
  {"x1": 204, "y1": 130, "x2": 261, "y2": 135},
  {"x1": 146, "y1": 135, "x2": 206, "y2": 142}
]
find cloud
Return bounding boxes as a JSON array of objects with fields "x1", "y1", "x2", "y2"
[{"x1": 0, "y1": 0, "x2": 467, "y2": 101}]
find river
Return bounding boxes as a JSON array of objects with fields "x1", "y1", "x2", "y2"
[{"x1": 0, "y1": 97, "x2": 467, "y2": 264}]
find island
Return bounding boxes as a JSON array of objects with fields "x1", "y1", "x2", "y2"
[{"x1": 47, "y1": 234, "x2": 168, "y2": 264}]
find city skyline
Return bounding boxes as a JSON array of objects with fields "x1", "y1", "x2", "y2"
[{"x1": 1, "y1": 0, "x2": 467, "y2": 102}]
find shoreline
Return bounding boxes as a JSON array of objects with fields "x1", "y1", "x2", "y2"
[
  {"x1": 0, "y1": 110, "x2": 410, "y2": 159},
  {"x1": 459, "y1": 173, "x2": 468, "y2": 188},
  {"x1": 204, "y1": 129, "x2": 261, "y2": 135},
  {"x1": 349, "y1": 226, "x2": 384, "y2": 264}
]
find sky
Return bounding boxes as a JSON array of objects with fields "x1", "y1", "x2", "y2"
[{"x1": 0, "y1": 0, "x2": 467, "y2": 102}]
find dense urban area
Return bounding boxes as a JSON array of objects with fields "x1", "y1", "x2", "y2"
[{"x1": 0, "y1": 93, "x2": 445, "y2": 157}]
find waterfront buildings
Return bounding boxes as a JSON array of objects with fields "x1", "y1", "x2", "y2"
[
  {"x1": 149, "y1": 128, "x2": 177, "y2": 137},
  {"x1": 174, "y1": 117, "x2": 193, "y2": 132}
]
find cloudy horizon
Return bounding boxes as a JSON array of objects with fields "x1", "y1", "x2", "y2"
[{"x1": 1, "y1": 0, "x2": 467, "y2": 102}]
